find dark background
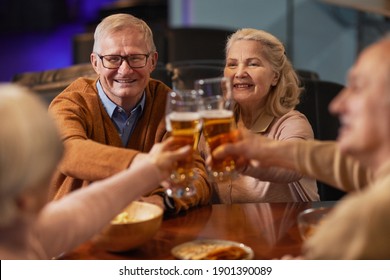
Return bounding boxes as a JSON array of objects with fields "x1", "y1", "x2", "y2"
[{"x1": 0, "y1": 0, "x2": 116, "y2": 82}]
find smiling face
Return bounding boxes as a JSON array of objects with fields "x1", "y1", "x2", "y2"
[
  {"x1": 224, "y1": 40, "x2": 279, "y2": 110},
  {"x1": 91, "y1": 28, "x2": 157, "y2": 111},
  {"x1": 329, "y1": 39, "x2": 390, "y2": 169}
]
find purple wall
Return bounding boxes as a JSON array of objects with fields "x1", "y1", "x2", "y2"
[{"x1": 0, "y1": 0, "x2": 115, "y2": 81}]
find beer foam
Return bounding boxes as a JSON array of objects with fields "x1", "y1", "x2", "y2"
[
  {"x1": 201, "y1": 109, "x2": 233, "y2": 118},
  {"x1": 169, "y1": 112, "x2": 200, "y2": 121}
]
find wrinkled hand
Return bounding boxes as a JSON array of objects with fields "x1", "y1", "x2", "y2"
[
  {"x1": 205, "y1": 151, "x2": 249, "y2": 174},
  {"x1": 212, "y1": 129, "x2": 275, "y2": 170},
  {"x1": 148, "y1": 137, "x2": 192, "y2": 180}
]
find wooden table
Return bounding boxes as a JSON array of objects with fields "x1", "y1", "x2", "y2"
[{"x1": 59, "y1": 201, "x2": 336, "y2": 260}]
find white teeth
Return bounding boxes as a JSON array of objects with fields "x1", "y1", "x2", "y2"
[{"x1": 234, "y1": 84, "x2": 251, "y2": 88}]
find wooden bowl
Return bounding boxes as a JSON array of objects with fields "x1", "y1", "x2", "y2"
[{"x1": 93, "y1": 201, "x2": 163, "y2": 252}]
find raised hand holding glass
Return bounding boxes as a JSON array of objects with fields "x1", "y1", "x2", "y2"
[
  {"x1": 165, "y1": 90, "x2": 202, "y2": 198},
  {"x1": 195, "y1": 77, "x2": 239, "y2": 182}
]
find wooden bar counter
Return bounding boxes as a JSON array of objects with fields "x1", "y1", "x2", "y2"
[{"x1": 59, "y1": 201, "x2": 336, "y2": 260}]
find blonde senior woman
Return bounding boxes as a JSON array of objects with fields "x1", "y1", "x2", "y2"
[
  {"x1": 201, "y1": 28, "x2": 318, "y2": 203},
  {"x1": 0, "y1": 84, "x2": 191, "y2": 259}
]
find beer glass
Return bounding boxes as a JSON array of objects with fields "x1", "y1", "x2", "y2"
[
  {"x1": 195, "y1": 77, "x2": 238, "y2": 182},
  {"x1": 165, "y1": 89, "x2": 202, "y2": 198}
]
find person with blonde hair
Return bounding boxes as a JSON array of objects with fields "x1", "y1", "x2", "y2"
[
  {"x1": 202, "y1": 28, "x2": 318, "y2": 203},
  {"x1": 48, "y1": 13, "x2": 211, "y2": 212},
  {"x1": 0, "y1": 83, "x2": 192, "y2": 259},
  {"x1": 213, "y1": 36, "x2": 390, "y2": 259}
]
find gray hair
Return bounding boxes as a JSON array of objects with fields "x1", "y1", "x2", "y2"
[
  {"x1": 226, "y1": 28, "x2": 302, "y2": 117},
  {"x1": 0, "y1": 84, "x2": 63, "y2": 227},
  {"x1": 93, "y1": 13, "x2": 156, "y2": 53}
]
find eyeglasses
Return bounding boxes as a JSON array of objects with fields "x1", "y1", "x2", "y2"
[{"x1": 97, "y1": 53, "x2": 150, "y2": 69}]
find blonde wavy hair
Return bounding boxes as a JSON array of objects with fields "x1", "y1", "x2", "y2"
[
  {"x1": 93, "y1": 13, "x2": 156, "y2": 53},
  {"x1": 225, "y1": 28, "x2": 302, "y2": 117},
  {"x1": 0, "y1": 84, "x2": 63, "y2": 227}
]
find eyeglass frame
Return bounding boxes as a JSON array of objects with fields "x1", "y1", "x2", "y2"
[{"x1": 95, "y1": 53, "x2": 151, "y2": 69}]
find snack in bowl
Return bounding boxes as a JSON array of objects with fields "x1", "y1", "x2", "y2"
[
  {"x1": 112, "y1": 211, "x2": 138, "y2": 224},
  {"x1": 92, "y1": 201, "x2": 163, "y2": 252},
  {"x1": 171, "y1": 239, "x2": 253, "y2": 260}
]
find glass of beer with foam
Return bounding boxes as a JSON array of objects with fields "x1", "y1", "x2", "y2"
[
  {"x1": 165, "y1": 89, "x2": 202, "y2": 198},
  {"x1": 195, "y1": 77, "x2": 238, "y2": 182}
]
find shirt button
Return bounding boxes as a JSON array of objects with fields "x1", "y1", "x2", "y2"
[{"x1": 126, "y1": 121, "x2": 130, "y2": 126}]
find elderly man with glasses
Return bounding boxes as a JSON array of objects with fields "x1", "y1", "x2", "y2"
[{"x1": 48, "y1": 13, "x2": 211, "y2": 213}]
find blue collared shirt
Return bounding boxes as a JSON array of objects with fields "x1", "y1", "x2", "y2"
[{"x1": 97, "y1": 81, "x2": 145, "y2": 146}]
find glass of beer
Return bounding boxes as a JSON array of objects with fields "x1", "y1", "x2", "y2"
[
  {"x1": 195, "y1": 77, "x2": 239, "y2": 182},
  {"x1": 165, "y1": 89, "x2": 202, "y2": 198}
]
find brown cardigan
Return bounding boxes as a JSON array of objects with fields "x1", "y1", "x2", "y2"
[{"x1": 48, "y1": 77, "x2": 211, "y2": 212}]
